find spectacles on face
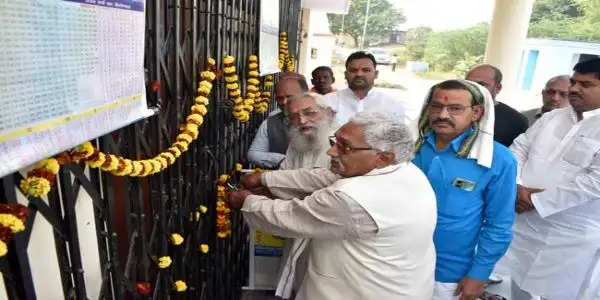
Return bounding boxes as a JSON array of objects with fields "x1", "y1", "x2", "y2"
[
  {"x1": 328, "y1": 136, "x2": 374, "y2": 154},
  {"x1": 286, "y1": 107, "x2": 321, "y2": 123},
  {"x1": 428, "y1": 102, "x2": 474, "y2": 115},
  {"x1": 543, "y1": 88, "x2": 568, "y2": 98}
]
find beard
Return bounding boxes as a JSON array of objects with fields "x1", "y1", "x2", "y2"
[
  {"x1": 349, "y1": 76, "x2": 371, "y2": 90},
  {"x1": 288, "y1": 118, "x2": 333, "y2": 153}
]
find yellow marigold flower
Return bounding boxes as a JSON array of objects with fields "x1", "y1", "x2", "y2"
[
  {"x1": 200, "y1": 244, "x2": 209, "y2": 253},
  {"x1": 35, "y1": 158, "x2": 60, "y2": 174},
  {"x1": 262, "y1": 91, "x2": 271, "y2": 97},
  {"x1": 226, "y1": 83, "x2": 239, "y2": 90},
  {"x1": 248, "y1": 78, "x2": 260, "y2": 85},
  {"x1": 199, "y1": 80, "x2": 213, "y2": 90},
  {"x1": 201, "y1": 71, "x2": 216, "y2": 81},
  {"x1": 168, "y1": 146, "x2": 182, "y2": 158},
  {"x1": 207, "y1": 57, "x2": 216, "y2": 66},
  {"x1": 173, "y1": 280, "x2": 187, "y2": 292},
  {"x1": 197, "y1": 85, "x2": 211, "y2": 96},
  {"x1": 191, "y1": 104, "x2": 208, "y2": 116},
  {"x1": 173, "y1": 141, "x2": 189, "y2": 153},
  {"x1": 170, "y1": 233, "x2": 184, "y2": 245},
  {"x1": 160, "y1": 152, "x2": 176, "y2": 166},
  {"x1": 224, "y1": 74, "x2": 238, "y2": 83},
  {"x1": 186, "y1": 114, "x2": 204, "y2": 126},
  {"x1": 71, "y1": 141, "x2": 95, "y2": 161},
  {"x1": 233, "y1": 97, "x2": 243, "y2": 105},
  {"x1": 0, "y1": 214, "x2": 25, "y2": 233},
  {"x1": 264, "y1": 81, "x2": 273, "y2": 88},
  {"x1": 229, "y1": 89, "x2": 241, "y2": 97},
  {"x1": 217, "y1": 231, "x2": 228, "y2": 239},
  {"x1": 248, "y1": 70, "x2": 259, "y2": 77},
  {"x1": 248, "y1": 55, "x2": 258, "y2": 62},
  {"x1": 149, "y1": 159, "x2": 162, "y2": 174},
  {"x1": 223, "y1": 56, "x2": 235, "y2": 65},
  {"x1": 158, "y1": 256, "x2": 172, "y2": 268},
  {"x1": 154, "y1": 156, "x2": 168, "y2": 170},
  {"x1": 200, "y1": 205, "x2": 208, "y2": 214},
  {"x1": 224, "y1": 208, "x2": 231, "y2": 214},
  {"x1": 176, "y1": 133, "x2": 193, "y2": 144},
  {"x1": 239, "y1": 115, "x2": 250, "y2": 123},
  {"x1": 139, "y1": 160, "x2": 154, "y2": 177},
  {"x1": 113, "y1": 159, "x2": 134, "y2": 176},
  {"x1": 0, "y1": 240, "x2": 7, "y2": 257},
  {"x1": 88, "y1": 152, "x2": 106, "y2": 168},
  {"x1": 224, "y1": 66, "x2": 236, "y2": 74},
  {"x1": 248, "y1": 63, "x2": 258, "y2": 69},
  {"x1": 130, "y1": 161, "x2": 143, "y2": 176},
  {"x1": 100, "y1": 154, "x2": 119, "y2": 172},
  {"x1": 20, "y1": 176, "x2": 51, "y2": 198},
  {"x1": 244, "y1": 99, "x2": 255, "y2": 106},
  {"x1": 244, "y1": 105, "x2": 254, "y2": 112},
  {"x1": 218, "y1": 174, "x2": 229, "y2": 184}
]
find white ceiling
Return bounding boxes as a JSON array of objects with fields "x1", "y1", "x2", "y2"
[{"x1": 301, "y1": 0, "x2": 350, "y2": 14}]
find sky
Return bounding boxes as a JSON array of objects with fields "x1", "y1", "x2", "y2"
[{"x1": 392, "y1": 0, "x2": 495, "y2": 31}]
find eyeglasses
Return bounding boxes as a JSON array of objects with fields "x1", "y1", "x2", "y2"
[
  {"x1": 286, "y1": 108, "x2": 321, "y2": 123},
  {"x1": 328, "y1": 136, "x2": 374, "y2": 154},
  {"x1": 542, "y1": 88, "x2": 568, "y2": 98},
  {"x1": 428, "y1": 102, "x2": 474, "y2": 115}
]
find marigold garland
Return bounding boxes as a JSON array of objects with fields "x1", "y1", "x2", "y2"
[
  {"x1": 0, "y1": 203, "x2": 29, "y2": 257},
  {"x1": 279, "y1": 32, "x2": 288, "y2": 70},
  {"x1": 19, "y1": 58, "x2": 217, "y2": 198},
  {"x1": 248, "y1": 55, "x2": 269, "y2": 114},
  {"x1": 216, "y1": 173, "x2": 232, "y2": 239},
  {"x1": 223, "y1": 55, "x2": 251, "y2": 122}
]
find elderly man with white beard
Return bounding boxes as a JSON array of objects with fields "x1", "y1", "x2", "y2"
[
  {"x1": 229, "y1": 111, "x2": 438, "y2": 300},
  {"x1": 273, "y1": 92, "x2": 338, "y2": 299}
]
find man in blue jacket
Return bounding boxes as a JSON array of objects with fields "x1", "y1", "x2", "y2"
[{"x1": 412, "y1": 79, "x2": 517, "y2": 300}]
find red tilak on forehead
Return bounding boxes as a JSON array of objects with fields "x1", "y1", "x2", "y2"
[{"x1": 443, "y1": 96, "x2": 448, "y2": 102}]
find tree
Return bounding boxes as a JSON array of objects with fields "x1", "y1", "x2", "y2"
[
  {"x1": 328, "y1": 0, "x2": 406, "y2": 47},
  {"x1": 423, "y1": 23, "x2": 489, "y2": 72},
  {"x1": 528, "y1": 0, "x2": 600, "y2": 41},
  {"x1": 405, "y1": 27, "x2": 433, "y2": 60}
]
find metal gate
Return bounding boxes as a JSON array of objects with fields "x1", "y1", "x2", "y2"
[{"x1": 0, "y1": 0, "x2": 301, "y2": 299}]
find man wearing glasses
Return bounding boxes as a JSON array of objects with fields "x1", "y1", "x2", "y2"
[
  {"x1": 522, "y1": 75, "x2": 570, "y2": 125},
  {"x1": 412, "y1": 80, "x2": 517, "y2": 300},
  {"x1": 229, "y1": 111, "x2": 437, "y2": 300}
]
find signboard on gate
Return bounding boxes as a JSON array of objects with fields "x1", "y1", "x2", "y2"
[{"x1": 0, "y1": 0, "x2": 151, "y2": 178}]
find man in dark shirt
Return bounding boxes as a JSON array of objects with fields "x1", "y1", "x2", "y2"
[{"x1": 466, "y1": 64, "x2": 529, "y2": 147}]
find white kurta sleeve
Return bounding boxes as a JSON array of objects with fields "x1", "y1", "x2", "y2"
[
  {"x1": 262, "y1": 168, "x2": 340, "y2": 199},
  {"x1": 241, "y1": 188, "x2": 377, "y2": 239},
  {"x1": 532, "y1": 152, "x2": 600, "y2": 218},
  {"x1": 510, "y1": 115, "x2": 545, "y2": 182}
]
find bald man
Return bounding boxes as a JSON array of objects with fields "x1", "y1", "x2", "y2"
[{"x1": 522, "y1": 75, "x2": 570, "y2": 125}]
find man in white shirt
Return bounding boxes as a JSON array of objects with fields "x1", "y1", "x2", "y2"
[
  {"x1": 230, "y1": 111, "x2": 437, "y2": 300},
  {"x1": 248, "y1": 74, "x2": 308, "y2": 168},
  {"x1": 503, "y1": 58, "x2": 600, "y2": 300},
  {"x1": 326, "y1": 51, "x2": 407, "y2": 126}
]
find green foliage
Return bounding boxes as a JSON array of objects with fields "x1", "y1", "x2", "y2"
[
  {"x1": 452, "y1": 54, "x2": 484, "y2": 78},
  {"x1": 328, "y1": 0, "x2": 406, "y2": 47},
  {"x1": 422, "y1": 23, "x2": 489, "y2": 72},
  {"x1": 392, "y1": 47, "x2": 409, "y2": 67},
  {"x1": 528, "y1": 0, "x2": 600, "y2": 41},
  {"x1": 404, "y1": 26, "x2": 433, "y2": 60}
]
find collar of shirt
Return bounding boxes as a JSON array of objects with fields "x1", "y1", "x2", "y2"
[
  {"x1": 583, "y1": 106, "x2": 600, "y2": 119},
  {"x1": 424, "y1": 127, "x2": 474, "y2": 153},
  {"x1": 534, "y1": 108, "x2": 543, "y2": 119},
  {"x1": 341, "y1": 87, "x2": 378, "y2": 102},
  {"x1": 362, "y1": 163, "x2": 404, "y2": 177}
]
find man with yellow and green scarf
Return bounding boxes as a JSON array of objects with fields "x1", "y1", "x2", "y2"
[{"x1": 412, "y1": 79, "x2": 517, "y2": 300}]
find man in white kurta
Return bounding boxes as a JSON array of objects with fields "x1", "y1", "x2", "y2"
[
  {"x1": 326, "y1": 51, "x2": 407, "y2": 126},
  {"x1": 229, "y1": 112, "x2": 437, "y2": 300},
  {"x1": 503, "y1": 58, "x2": 600, "y2": 300}
]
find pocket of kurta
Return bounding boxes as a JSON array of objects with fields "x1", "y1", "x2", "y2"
[
  {"x1": 439, "y1": 186, "x2": 473, "y2": 217},
  {"x1": 562, "y1": 136, "x2": 600, "y2": 167}
]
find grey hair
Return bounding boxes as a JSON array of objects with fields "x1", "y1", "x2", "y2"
[
  {"x1": 284, "y1": 92, "x2": 333, "y2": 115},
  {"x1": 349, "y1": 111, "x2": 414, "y2": 163}
]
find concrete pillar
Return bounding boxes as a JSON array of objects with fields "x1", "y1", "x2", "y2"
[
  {"x1": 297, "y1": 8, "x2": 311, "y2": 76},
  {"x1": 484, "y1": 0, "x2": 535, "y2": 99}
]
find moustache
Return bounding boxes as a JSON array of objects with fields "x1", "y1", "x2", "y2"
[
  {"x1": 431, "y1": 118, "x2": 455, "y2": 127},
  {"x1": 569, "y1": 91, "x2": 583, "y2": 98}
]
